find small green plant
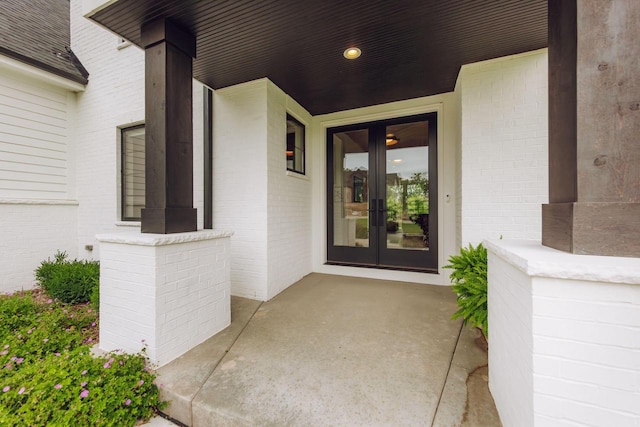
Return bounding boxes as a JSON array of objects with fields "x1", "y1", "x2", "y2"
[
  {"x1": 444, "y1": 243, "x2": 488, "y2": 338},
  {"x1": 35, "y1": 251, "x2": 100, "y2": 304},
  {"x1": 0, "y1": 292, "x2": 164, "y2": 426},
  {"x1": 386, "y1": 198, "x2": 401, "y2": 223}
]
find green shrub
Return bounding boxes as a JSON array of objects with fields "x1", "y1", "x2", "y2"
[
  {"x1": 35, "y1": 252, "x2": 100, "y2": 304},
  {"x1": 90, "y1": 284, "x2": 100, "y2": 311},
  {"x1": 34, "y1": 250, "x2": 68, "y2": 289},
  {"x1": 0, "y1": 293, "x2": 164, "y2": 426},
  {"x1": 444, "y1": 243, "x2": 488, "y2": 338}
]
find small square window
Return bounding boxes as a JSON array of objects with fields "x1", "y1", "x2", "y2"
[
  {"x1": 286, "y1": 114, "x2": 305, "y2": 175},
  {"x1": 121, "y1": 125, "x2": 145, "y2": 221}
]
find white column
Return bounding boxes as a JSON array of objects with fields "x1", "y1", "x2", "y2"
[{"x1": 96, "y1": 230, "x2": 232, "y2": 366}]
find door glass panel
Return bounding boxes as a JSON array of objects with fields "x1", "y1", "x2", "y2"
[
  {"x1": 385, "y1": 121, "x2": 429, "y2": 251},
  {"x1": 332, "y1": 129, "x2": 369, "y2": 248}
]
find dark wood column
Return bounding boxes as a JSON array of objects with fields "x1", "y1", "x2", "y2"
[
  {"x1": 543, "y1": 0, "x2": 640, "y2": 257},
  {"x1": 140, "y1": 19, "x2": 197, "y2": 234}
]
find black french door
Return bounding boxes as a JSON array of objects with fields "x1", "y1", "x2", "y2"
[{"x1": 326, "y1": 113, "x2": 438, "y2": 272}]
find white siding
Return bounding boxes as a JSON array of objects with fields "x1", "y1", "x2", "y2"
[
  {"x1": 0, "y1": 68, "x2": 73, "y2": 200},
  {"x1": 0, "y1": 61, "x2": 79, "y2": 293}
]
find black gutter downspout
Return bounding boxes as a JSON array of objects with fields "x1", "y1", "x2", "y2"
[{"x1": 203, "y1": 88, "x2": 213, "y2": 229}]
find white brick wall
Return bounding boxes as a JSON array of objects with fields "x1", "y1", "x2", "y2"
[
  {"x1": 532, "y1": 277, "x2": 640, "y2": 426},
  {"x1": 265, "y1": 81, "x2": 312, "y2": 299},
  {"x1": 212, "y1": 80, "x2": 269, "y2": 299},
  {"x1": 487, "y1": 240, "x2": 640, "y2": 427},
  {"x1": 71, "y1": 0, "x2": 145, "y2": 259},
  {"x1": 97, "y1": 231, "x2": 231, "y2": 366},
  {"x1": 0, "y1": 202, "x2": 78, "y2": 292},
  {"x1": 212, "y1": 79, "x2": 313, "y2": 300},
  {"x1": 70, "y1": 0, "x2": 205, "y2": 260},
  {"x1": 458, "y1": 49, "x2": 549, "y2": 246},
  {"x1": 488, "y1": 250, "x2": 534, "y2": 426}
]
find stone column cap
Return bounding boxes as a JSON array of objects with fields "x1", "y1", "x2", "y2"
[
  {"x1": 485, "y1": 239, "x2": 640, "y2": 285},
  {"x1": 96, "y1": 230, "x2": 233, "y2": 246}
]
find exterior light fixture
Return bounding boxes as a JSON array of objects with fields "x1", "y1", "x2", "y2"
[
  {"x1": 343, "y1": 47, "x2": 361, "y2": 59},
  {"x1": 392, "y1": 159, "x2": 403, "y2": 164},
  {"x1": 385, "y1": 133, "x2": 399, "y2": 146}
]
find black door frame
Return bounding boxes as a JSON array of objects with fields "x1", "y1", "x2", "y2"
[{"x1": 326, "y1": 112, "x2": 438, "y2": 272}]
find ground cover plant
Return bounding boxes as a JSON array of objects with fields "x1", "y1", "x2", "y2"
[{"x1": 0, "y1": 260, "x2": 165, "y2": 425}]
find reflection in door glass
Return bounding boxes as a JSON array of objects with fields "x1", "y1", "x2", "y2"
[
  {"x1": 385, "y1": 121, "x2": 429, "y2": 251},
  {"x1": 333, "y1": 129, "x2": 369, "y2": 248}
]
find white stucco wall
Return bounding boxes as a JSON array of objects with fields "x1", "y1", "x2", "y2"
[
  {"x1": 70, "y1": 0, "x2": 205, "y2": 260},
  {"x1": 0, "y1": 59, "x2": 80, "y2": 292},
  {"x1": 457, "y1": 49, "x2": 549, "y2": 246}
]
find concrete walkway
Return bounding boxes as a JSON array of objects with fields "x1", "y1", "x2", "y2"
[{"x1": 156, "y1": 274, "x2": 500, "y2": 426}]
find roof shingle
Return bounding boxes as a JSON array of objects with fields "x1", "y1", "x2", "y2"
[{"x1": 0, "y1": 0, "x2": 88, "y2": 84}]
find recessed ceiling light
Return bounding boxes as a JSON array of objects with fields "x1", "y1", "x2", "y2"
[{"x1": 343, "y1": 47, "x2": 361, "y2": 60}]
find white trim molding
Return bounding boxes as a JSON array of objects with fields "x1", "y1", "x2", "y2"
[{"x1": 0, "y1": 54, "x2": 86, "y2": 92}]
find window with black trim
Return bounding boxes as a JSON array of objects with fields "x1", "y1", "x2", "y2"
[
  {"x1": 286, "y1": 114, "x2": 305, "y2": 174},
  {"x1": 121, "y1": 125, "x2": 145, "y2": 221}
]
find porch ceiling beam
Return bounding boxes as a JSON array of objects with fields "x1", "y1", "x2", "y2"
[
  {"x1": 543, "y1": 0, "x2": 640, "y2": 257},
  {"x1": 140, "y1": 18, "x2": 197, "y2": 234}
]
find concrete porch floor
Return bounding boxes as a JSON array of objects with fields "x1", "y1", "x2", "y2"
[{"x1": 156, "y1": 273, "x2": 501, "y2": 426}]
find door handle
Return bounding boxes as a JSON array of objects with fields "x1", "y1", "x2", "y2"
[
  {"x1": 368, "y1": 203, "x2": 377, "y2": 225},
  {"x1": 378, "y1": 199, "x2": 386, "y2": 227}
]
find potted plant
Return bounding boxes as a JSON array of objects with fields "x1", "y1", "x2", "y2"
[
  {"x1": 444, "y1": 243, "x2": 488, "y2": 345},
  {"x1": 386, "y1": 198, "x2": 401, "y2": 232}
]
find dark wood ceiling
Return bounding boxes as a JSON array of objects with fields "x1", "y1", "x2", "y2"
[{"x1": 89, "y1": 0, "x2": 547, "y2": 115}]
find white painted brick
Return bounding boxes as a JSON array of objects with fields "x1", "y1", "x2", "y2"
[
  {"x1": 67, "y1": 0, "x2": 206, "y2": 262},
  {"x1": 97, "y1": 232, "x2": 231, "y2": 366},
  {"x1": 211, "y1": 80, "x2": 312, "y2": 301},
  {"x1": 458, "y1": 50, "x2": 548, "y2": 245},
  {"x1": 0, "y1": 203, "x2": 78, "y2": 293},
  {"x1": 489, "y1": 241, "x2": 640, "y2": 427},
  {"x1": 533, "y1": 336, "x2": 640, "y2": 370},
  {"x1": 559, "y1": 360, "x2": 637, "y2": 392},
  {"x1": 533, "y1": 316, "x2": 640, "y2": 348},
  {"x1": 533, "y1": 414, "x2": 584, "y2": 427}
]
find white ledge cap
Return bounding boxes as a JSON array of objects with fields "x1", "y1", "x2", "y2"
[
  {"x1": 96, "y1": 230, "x2": 233, "y2": 246},
  {"x1": 484, "y1": 239, "x2": 640, "y2": 285}
]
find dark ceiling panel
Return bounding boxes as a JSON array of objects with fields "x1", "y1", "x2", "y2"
[{"x1": 90, "y1": 0, "x2": 547, "y2": 115}]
